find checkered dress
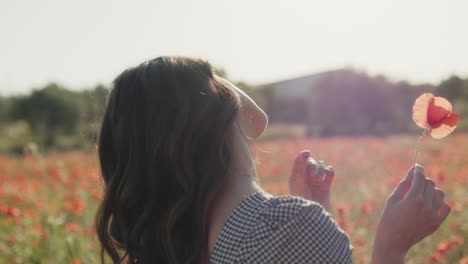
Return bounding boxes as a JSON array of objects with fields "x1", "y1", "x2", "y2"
[{"x1": 209, "y1": 191, "x2": 353, "y2": 264}]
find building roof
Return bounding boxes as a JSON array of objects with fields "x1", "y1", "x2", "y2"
[
  {"x1": 255, "y1": 69, "x2": 347, "y2": 90},
  {"x1": 254, "y1": 69, "x2": 348, "y2": 99}
]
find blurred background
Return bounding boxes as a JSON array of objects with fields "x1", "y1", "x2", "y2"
[
  {"x1": 1, "y1": 0, "x2": 468, "y2": 152},
  {"x1": 1, "y1": 1, "x2": 467, "y2": 263}
]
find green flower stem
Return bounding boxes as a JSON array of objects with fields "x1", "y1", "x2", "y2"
[{"x1": 412, "y1": 126, "x2": 430, "y2": 175}]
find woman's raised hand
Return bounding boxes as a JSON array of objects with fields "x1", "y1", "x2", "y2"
[
  {"x1": 289, "y1": 150, "x2": 334, "y2": 211},
  {"x1": 371, "y1": 164, "x2": 451, "y2": 264}
]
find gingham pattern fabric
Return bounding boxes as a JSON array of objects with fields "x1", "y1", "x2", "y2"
[{"x1": 209, "y1": 192, "x2": 353, "y2": 264}]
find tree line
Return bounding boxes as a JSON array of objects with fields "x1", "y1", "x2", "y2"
[{"x1": 0, "y1": 70, "x2": 467, "y2": 153}]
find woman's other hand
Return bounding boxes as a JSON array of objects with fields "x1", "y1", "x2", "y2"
[
  {"x1": 371, "y1": 164, "x2": 451, "y2": 264},
  {"x1": 289, "y1": 150, "x2": 334, "y2": 211}
]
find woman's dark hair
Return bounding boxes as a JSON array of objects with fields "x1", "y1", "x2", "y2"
[{"x1": 96, "y1": 56, "x2": 242, "y2": 263}]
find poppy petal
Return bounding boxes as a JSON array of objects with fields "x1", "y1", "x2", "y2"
[
  {"x1": 412, "y1": 93, "x2": 433, "y2": 128},
  {"x1": 429, "y1": 113, "x2": 460, "y2": 139},
  {"x1": 427, "y1": 96, "x2": 453, "y2": 125}
]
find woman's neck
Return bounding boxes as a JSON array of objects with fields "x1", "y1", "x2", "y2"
[
  {"x1": 225, "y1": 128, "x2": 263, "y2": 195},
  {"x1": 207, "y1": 131, "x2": 263, "y2": 258}
]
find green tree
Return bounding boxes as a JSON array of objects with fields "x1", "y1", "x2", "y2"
[
  {"x1": 11, "y1": 83, "x2": 80, "y2": 146},
  {"x1": 77, "y1": 84, "x2": 109, "y2": 145},
  {"x1": 0, "y1": 95, "x2": 8, "y2": 125},
  {"x1": 437, "y1": 75, "x2": 464, "y2": 101}
]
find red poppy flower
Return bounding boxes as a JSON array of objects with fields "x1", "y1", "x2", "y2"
[
  {"x1": 412, "y1": 93, "x2": 460, "y2": 139},
  {"x1": 65, "y1": 222, "x2": 80, "y2": 233}
]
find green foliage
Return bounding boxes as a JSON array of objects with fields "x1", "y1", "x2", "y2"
[
  {"x1": 11, "y1": 84, "x2": 80, "y2": 141},
  {"x1": 437, "y1": 75, "x2": 466, "y2": 102},
  {"x1": 0, "y1": 84, "x2": 109, "y2": 153}
]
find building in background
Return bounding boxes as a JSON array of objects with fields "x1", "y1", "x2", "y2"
[{"x1": 255, "y1": 69, "x2": 424, "y2": 137}]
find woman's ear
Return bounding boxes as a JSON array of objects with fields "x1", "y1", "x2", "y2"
[
  {"x1": 216, "y1": 77, "x2": 268, "y2": 140},
  {"x1": 236, "y1": 98, "x2": 268, "y2": 140}
]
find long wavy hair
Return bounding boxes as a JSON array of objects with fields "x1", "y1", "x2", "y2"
[{"x1": 96, "y1": 56, "x2": 242, "y2": 263}]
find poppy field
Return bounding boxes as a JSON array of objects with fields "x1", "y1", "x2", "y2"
[{"x1": 1, "y1": 134, "x2": 467, "y2": 263}]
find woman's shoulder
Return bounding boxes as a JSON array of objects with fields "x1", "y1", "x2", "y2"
[
  {"x1": 253, "y1": 194, "x2": 342, "y2": 240},
  {"x1": 238, "y1": 193, "x2": 353, "y2": 263},
  {"x1": 258, "y1": 194, "x2": 326, "y2": 224}
]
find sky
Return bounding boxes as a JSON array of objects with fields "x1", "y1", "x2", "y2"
[{"x1": 1, "y1": 0, "x2": 468, "y2": 95}]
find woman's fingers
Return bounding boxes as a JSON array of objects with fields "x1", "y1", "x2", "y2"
[
  {"x1": 307, "y1": 158, "x2": 328, "y2": 181},
  {"x1": 432, "y1": 188, "x2": 445, "y2": 215},
  {"x1": 317, "y1": 160, "x2": 325, "y2": 180},
  {"x1": 323, "y1": 166, "x2": 335, "y2": 184},
  {"x1": 437, "y1": 202, "x2": 451, "y2": 224},
  {"x1": 404, "y1": 165, "x2": 450, "y2": 224},
  {"x1": 423, "y1": 178, "x2": 435, "y2": 209},
  {"x1": 289, "y1": 151, "x2": 311, "y2": 196},
  {"x1": 307, "y1": 158, "x2": 318, "y2": 178},
  {"x1": 379, "y1": 164, "x2": 452, "y2": 253},
  {"x1": 407, "y1": 165, "x2": 426, "y2": 199},
  {"x1": 303, "y1": 154, "x2": 334, "y2": 187},
  {"x1": 289, "y1": 153, "x2": 300, "y2": 182},
  {"x1": 390, "y1": 167, "x2": 415, "y2": 201}
]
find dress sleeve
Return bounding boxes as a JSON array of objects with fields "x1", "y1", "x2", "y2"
[{"x1": 239, "y1": 197, "x2": 353, "y2": 264}]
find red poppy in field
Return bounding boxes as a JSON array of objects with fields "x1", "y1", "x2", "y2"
[
  {"x1": 412, "y1": 93, "x2": 460, "y2": 139},
  {"x1": 65, "y1": 222, "x2": 80, "y2": 233},
  {"x1": 6, "y1": 207, "x2": 21, "y2": 217},
  {"x1": 64, "y1": 198, "x2": 86, "y2": 216}
]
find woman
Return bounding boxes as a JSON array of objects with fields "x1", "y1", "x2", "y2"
[{"x1": 96, "y1": 56, "x2": 451, "y2": 264}]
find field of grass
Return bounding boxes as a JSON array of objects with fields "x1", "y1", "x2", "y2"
[{"x1": 1, "y1": 134, "x2": 467, "y2": 263}]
